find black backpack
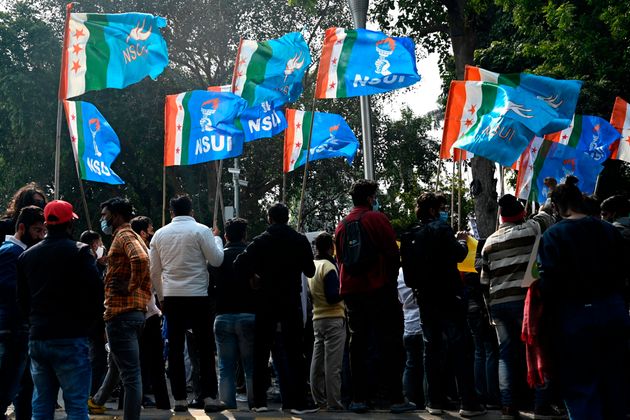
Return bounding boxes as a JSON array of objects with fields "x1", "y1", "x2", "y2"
[
  {"x1": 400, "y1": 222, "x2": 436, "y2": 290},
  {"x1": 341, "y1": 212, "x2": 376, "y2": 275}
]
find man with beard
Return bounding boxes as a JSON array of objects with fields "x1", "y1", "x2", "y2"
[
  {"x1": 17, "y1": 200, "x2": 102, "y2": 419},
  {"x1": 0, "y1": 206, "x2": 46, "y2": 420}
]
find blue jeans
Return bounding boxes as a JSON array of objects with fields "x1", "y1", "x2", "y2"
[
  {"x1": 467, "y1": 308, "x2": 500, "y2": 406},
  {"x1": 214, "y1": 313, "x2": 255, "y2": 408},
  {"x1": 0, "y1": 329, "x2": 28, "y2": 416},
  {"x1": 105, "y1": 310, "x2": 144, "y2": 420},
  {"x1": 29, "y1": 337, "x2": 91, "y2": 420},
  {"x1": 553, "y1": 295, "x2": 630, "y2": 420},
  {"x1": 402, "y1": 333, "x2": 425, "y2": 408},
  {"x1": 491, "y1": 300, "x2": 550, "y2": 409}
]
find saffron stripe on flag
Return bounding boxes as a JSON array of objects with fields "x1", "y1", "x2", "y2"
[
  {"x1": 610, "y1": 97, "x2": 630, "y2": 162},
  {"x1": 440, "y1": 81, "x2": 467, "y2": 159},
  {"x1": 283, "y1": 110, "x2": 297, "y2": 172},
  {"x1": 315, "y1": 28, "x2": 339, "y2": 99}
]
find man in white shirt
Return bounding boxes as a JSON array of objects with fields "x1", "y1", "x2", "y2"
[{"x1": 149, "y1": 195, "x2": 224, "y2": 413}]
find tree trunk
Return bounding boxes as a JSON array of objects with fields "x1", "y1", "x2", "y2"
[{"x1": 446, "y1": 0, "x2": 498, "y2": 239}]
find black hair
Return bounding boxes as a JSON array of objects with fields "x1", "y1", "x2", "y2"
[
  {"x1": 5, "y1": 182, "x2": 46, "y2": 220},
  {"x1": 314, "y1": 232, "x2": 334, "y2": 257},
  {"x1": 416, "y1": 192, "x2": 447, "y2": 220},
  {"x1": 15, "y1": 205, "x2": 44, "y2": 232},
  {"x1": 169, "y1": 195, "x2": 193, "y2": 216},
  {"x1": 100, "y1": 197, "x2": 134, "y2": 222},
  {"x1": 268, "y1": 203, "x2": 289, "y2": 224},
  {"x1": 582, "y1": 194, "x2": 601, "y2": 217},
  {"x1": 550, "y1": 176, "x2": 584, "y2": 215},
  {"x1": 130, "y1": 216, "x2": 153, "y2": 235},
  {"x1": 349, "y1": 179, "x2": 378, "y2": 206},
  {"x1": 601, "y1": 195, "x2": 630, "y2": 217},
  {"x1": 79, "y1": 230, "x2": 101, "y2": 245},
  {"x1": 224, "y1": 217, "x2": 248, "y2": 242},
  {"x1": 46, "y1": 222, "x2": 72, "y2": 234}
]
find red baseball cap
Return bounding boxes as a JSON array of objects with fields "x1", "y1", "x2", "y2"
[{"x1": 44, "y1": 200, "x2": 79, "y2": 225}]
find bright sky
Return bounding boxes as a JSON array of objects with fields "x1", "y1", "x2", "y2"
[{"x1": 385, "y1": 52, "x2": 442, "y2": 120}]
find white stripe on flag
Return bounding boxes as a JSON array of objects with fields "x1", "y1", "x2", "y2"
[
  {"x1": 67, "y1": 14, "x2": 89, "y2": 99},
  {"x1": 66, "y1": 101, "x2": 80, "y2": 161},
  {"x1": 289, "y1": 111, "x2": 305, "y2": 171},
  {"x1": 325, "y1": 28, "x2": 346, "y2": 99},
  {"x1": 618, "y1": 103, "x2": 630, "y2": 162},
  {"x1": 451, "y1": 82, "x2": 483, "y2": 157},
  {"x1": 174, "y1": 93, "x2": 185, "y2": 166},
  {"x1": 233, "y1": 40, "x2": 257, "y2": 96},
  {"x1": 517, "y1": 136, "x2": 544, "y2": 200},
  {"x1": 479, "y1": 68, "x2": 499, "y2": 84},
  {"x1": 557, "y1": 115, "x2": 576, "y2": 145}
]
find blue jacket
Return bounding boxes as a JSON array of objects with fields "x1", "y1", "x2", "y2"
[{"x1": 0, "y1": 238, "x2": 27, "y2": 332}]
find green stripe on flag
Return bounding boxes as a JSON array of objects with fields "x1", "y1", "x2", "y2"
[
  {"x1": 84, "y1": 14, "x2": 110, "y2": 91},
  {"x1": 466, "y1": 83, "x2": 499, "y2": 135},
  {"x1": 296, "y1": 111, "x2": 313, "y2": 167},
  {"x1": 242, "y1": 41, "x2": 272, "y2": 105},
  {"x1": 336, "y1": 30, "x2": 358, "y2": 97},
  {"x1": 529, "y1": 140, "x2": 553, "y2": 201},
  {"x1": 76, "y1": 103, "x2": 87, "y2": 179},
  {"x1": 567, "y1": 115, "x2": 582, "y2": 148},
  {"x1": 180, "y1": 93, "x2": 193, "y2": 165},
  {"x1": 498, "y1": 73, "x2": 521, "y2": 88}
]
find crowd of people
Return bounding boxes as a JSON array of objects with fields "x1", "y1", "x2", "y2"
[{"x1": 0, "y1": 177, "x2": 628, "y2": 420}]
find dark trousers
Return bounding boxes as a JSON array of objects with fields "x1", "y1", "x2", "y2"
[
  {"x1": 402, "y1": 333, "x2": 425, "y2": 408},
  {"x1": 420, "y1": 303, "x2": 478, "y2": 409},
  {"x1": 88, "y1": 321, "x2": 107, "y2": 397},
  {"x1": 140, "y1": 314, "x2": 170, "y2": 409},
  {"x1": 163, "y1": 296, "x2": 217, "y2": 401},
  {"x1": 253, "y1": 304, "x2": 307, "y2": 409},
  {"x1": 0, "y1": 329, "x2": 28, "y2": 416},
  {"x1": 467, "y1": 307, "x2": 500, "y2": 406},
  {"x1": 345, "y1": 285, "x2": 406, "y2": 405}
]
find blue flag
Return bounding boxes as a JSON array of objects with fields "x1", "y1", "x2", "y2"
[
  {"x1": 239, "y1": 101, "x2": 288, "y2": 142},
  {"x1": 451, "y1": 81, "x2": 569, "y2": 166},
  {"x1": 63, "y1": 100, "x2": 124, "y2": 184},
  {"x1": 535, "y1": 142, "x2": 604, "y2": 203},
  {"x1": 545, "y1": 115, "x2": 621, "y2": 164},
  {"x1": 284, "y1": 110, "x2": 359, "y2": 172},
  {"x1": 232, "y1": 32, "x2": 311, "y2": 107},
  {"x1": 315, "y1": 28, "x2": 420, "y2": 98},
  {"x1": 164, "y1": 90, "x2": 248, "y2": 166}
]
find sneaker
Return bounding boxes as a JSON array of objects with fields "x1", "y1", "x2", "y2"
[
  {"x1": 87, "y1": 398, "x2": 106, "y2": 415},
  {"x1": 391, "y1": 400, "x2": 417, "y2": 414},
  {"x1": 501, "y1": 406, "x2": 520, "y2": 420},
  {"x1": 426, "y1": 406, "x2": 444, "y2": 415},
  {"x1": 235, "y1": 393, "x2": 248, "y2": 402},
  {"x1": 173, "y1": 400, "x2": 188, "y2": 412},
  {"x1": 204, "y1": 397, "x2": 225, "y2": 413},
  {"x1": 349, "y1": 401, "x2": 369, "y2": 413},
  {"x1": 459, "y1": 405, "x2": 487, "y2": 417},
  {"x1": 251, "y1": 406, "x2": 269, "y2": 413},
  {"x1": 142, "y1": 396, "x2": 156, "y2": 408},
  {"x1": 534, "y1": 405, "x2": 567, "y2": 419},
  {"x1": 290, "y1": 406, "x2": 320, "y2": 415}
]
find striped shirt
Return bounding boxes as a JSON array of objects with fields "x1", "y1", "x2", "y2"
[
  {"x1": 104, "y1": 224, "x2": 151, "y2": 321},
  {"x1": 481, "y1": 212, "x2": 554, "y2": 306}
]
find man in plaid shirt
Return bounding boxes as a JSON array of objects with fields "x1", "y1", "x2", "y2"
[{"x1": 96, "y1": 197, "x2": 151, "y2": 420}]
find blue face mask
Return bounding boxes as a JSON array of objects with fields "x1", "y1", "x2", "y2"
[
  {"x1": 372, "y1": 198, "x2": 380, "y2": 212},
  {"x1": 439, "y1": 211, "x2": 449, "y2": 223},
  {"x1": 101, "y1": 218, "x2": 113, "y2": 236}
]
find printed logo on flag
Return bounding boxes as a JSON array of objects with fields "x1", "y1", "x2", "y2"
[
  {"x1": 375, "y1": 38, "x2": 395, "y2": 76},
  {"x1": 200, "y1": 99, "x2": 220, "y2": 132},
  {"x1": 283, "y1": 52, "x2": 306, "y2": 89}
]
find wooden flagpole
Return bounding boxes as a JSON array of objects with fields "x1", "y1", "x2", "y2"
[
  {"x1": 213, "y1": 160, "x2": 223, "y2": 229},
  {"x1": 457, "y1": 159, "x2": 462, "y2": 230},
  {"x1": 55, "y1": 3, "x2": 73, "y2": 199},
  {"x1": 450, "y1": 160, "x2": 455, "y2": 228},
  {"x1": 297, "y1": 105, "x2": 316, "y2": 232}
]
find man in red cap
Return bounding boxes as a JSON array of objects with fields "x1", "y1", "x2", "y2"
[{"x1": 17, "y1": 200, "x2": 102, "y2": 420}]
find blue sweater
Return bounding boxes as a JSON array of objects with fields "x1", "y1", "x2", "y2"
[{"x1": 0, "y1": 239, "x2": 26, "y2": 332}]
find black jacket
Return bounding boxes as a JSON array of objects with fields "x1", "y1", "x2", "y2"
[
  {"x1": 17, "y1": 231, "x2": 102, "y2": 340},
  {"x1": 234, "y1": 223, "x2": 315, "y2": 311},
  {"x1": 209, "y1": 242, "x2": 256, "y2": 315},
  {"x1": 405, "y1": 219, "x2": 468, "y2": 309}
]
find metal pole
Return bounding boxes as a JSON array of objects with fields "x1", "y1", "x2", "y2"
[
  {"x1": 348, "y1": 0, "x2": 374, "y2": 180},
  {"x1": 213, "y1": 160, "x2": 223, "y2": 229},
  {"x1": 232, "y1": 158, "x2": 240, "y2": 218},
  {"x1": 54, "y1": 104, "x2": 63, "y2": 199},
  {"x1": 457, "y1": 160, "x2": 462, "y2": 230}
]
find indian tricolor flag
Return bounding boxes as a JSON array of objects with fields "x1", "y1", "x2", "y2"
[
  {"x1": 515, "y1": 136, "x2": 546, "y2": 200},
  {"x1": 59, "y1": 5, "x2": 168, "y2": 99},
  {"x1": 610, "y1": 96, "x2": 630, "y2": 163},
  {"x1": 440, "y1": 81, "x2": 489, "y2": 160},
  {"x1": 284, "y1": 109, "x2": 312, "y2": 172}
]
